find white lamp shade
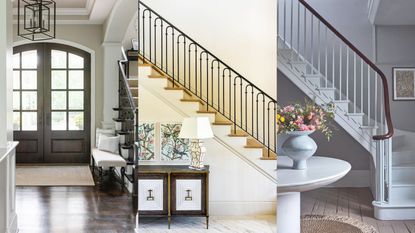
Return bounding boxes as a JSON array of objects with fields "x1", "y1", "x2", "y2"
[{"x1": 179, "y1": 117, "x2": 214, "y2": 139}]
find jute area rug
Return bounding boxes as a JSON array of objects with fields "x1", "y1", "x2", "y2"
[
  {"x1": 16, "y1": 165, "x2": 95, "y2": 186},
  {"x1": 301, "y1": 215, "x2": 378, "y2": 233}
]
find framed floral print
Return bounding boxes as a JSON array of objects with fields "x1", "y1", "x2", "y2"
[
  {"x1": 160, "y1": 123, "x2": 190, "y2": 161},
  {"x1": 137, "y1": 123, "x2": 156, "y2": 160},
  {"x1": 393, "y1": 68, "x2": 415, "y2": 100}
]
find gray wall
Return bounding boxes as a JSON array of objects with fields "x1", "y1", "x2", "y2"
[
  {"x1": 376, "y1": 26, "x2": 415, "y2": 132},
  {"x1": 277, "y1": 70, "x2": 371, "y2": 170}
]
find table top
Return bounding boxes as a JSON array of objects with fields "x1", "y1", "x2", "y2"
[
  {"x1": 277, "y1": 156, "x2": 351, "y2": 193},
  {"x1": 138, "y1": 163, "x2": 210, "y2": 174}
]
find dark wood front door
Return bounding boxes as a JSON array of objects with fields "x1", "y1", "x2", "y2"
[{"x1": 14, "y1": 43, "x2": 91, "y2": 164}]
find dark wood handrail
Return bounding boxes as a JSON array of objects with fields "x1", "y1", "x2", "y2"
[{"x1": 298, "y1": 0, "x2": 393, "y2": 140}]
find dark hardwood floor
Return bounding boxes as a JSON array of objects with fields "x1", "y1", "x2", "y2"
[{"x1": 16, "y1": 175, "x2": 136, "y2": 233}]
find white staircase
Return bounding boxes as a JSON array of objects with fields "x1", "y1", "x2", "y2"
[{"x1": 276, "y1": 0, "x2": 415, "y2": 220}]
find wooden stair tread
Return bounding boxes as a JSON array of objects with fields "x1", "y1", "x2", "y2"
[
  {"x1": 213, "y1": 121, "x2": 233, "y2": 125},
  {"x1": 138, "y1": 63, "x2": 152, "y2": 67},
  {"x1": 148, "y1": 74, "x2": 165, "y2": 79},
  {"x1": 180, "y1": 99, "x2": 204, "y2": 105},
  {"x1": 113, "y1": 118, "x2": 134, "y2": 122},
  {"x1": 261, "y1": 149, "x2": 277, "y2": 160},
  {"x1": 228, "y1": 130, "x2": 249, "y2": 137},
  {"x1": 196, "y1": 110, "x2": 217, "y2": 114}
]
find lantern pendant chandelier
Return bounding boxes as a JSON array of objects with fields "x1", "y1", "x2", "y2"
[{"x1": 18, "y1": 0, "x2": 56, "y2": 41}]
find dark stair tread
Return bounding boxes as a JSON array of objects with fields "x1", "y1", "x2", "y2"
[
  {"x1": 120, "y1": 143, "x2": 134, "y2": 149},
  {"x1": 115, "y1": 130, "x2": 134, "y2": 135},
  {"x1": 113, "y1": 118, "x2": 134, "y2": 122},
  {"x1": 113, "y1": 107, "x2": 133, "y2": 111}
]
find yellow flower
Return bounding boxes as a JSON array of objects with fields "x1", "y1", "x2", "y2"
[
  {"x1": 280, "y1": 117, "x2": 285, "y2": 123},
  {"x1": 277, "y1": 114, "x2": 281, "y2": 120}
]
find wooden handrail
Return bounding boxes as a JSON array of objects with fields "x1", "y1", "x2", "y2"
[{"x1": 298, "y1": 0, "x2": 393, "y2": 140}]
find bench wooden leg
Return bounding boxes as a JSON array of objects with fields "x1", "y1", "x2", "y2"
[{"x1": 120, "y1": 167, "x2": 126, "y2": 191}]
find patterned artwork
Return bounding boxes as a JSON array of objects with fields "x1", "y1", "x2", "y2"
[
  {"x1": 394, "y1": 68, "x2": 415, "y2": 100},
  {"x1": 138, "y1": 123, "x2": 155, "y2": 160},
  {"x1": 160, "y1": 123, "x2": 190, "y2": 161}
]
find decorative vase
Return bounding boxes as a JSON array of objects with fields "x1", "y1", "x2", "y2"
[{"x1": 281, "y1": 131, "x2": 317, "y2": 170}]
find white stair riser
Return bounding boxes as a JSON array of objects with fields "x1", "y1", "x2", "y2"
[
  {"x1": 393, "y1": 151, "x2": 415, "y2": 166},
  {"x1": 289, "y1": 62, "x2": 307, "y2": 74},
  {"x1": 319, "y1": 89, "x2": 335, "y2": 100},
  {"x1": 304, "y1": 77, "x2": 320, "y2": 87},
  {"x1": 212, "y1": 125, "x2": 232, "y2": 136},
  {"x1": 347, "y1": 115, "x2": 364, "y2": 126},
  {"x1": 392, "y1": 168, "x2": 415, "y2": 183},
  {"x1": 139, "y1": 66, "x2": 153, "y2": 77},
  {"x1": 390, "y1": 186, "x2": 415, "y2": 203}
]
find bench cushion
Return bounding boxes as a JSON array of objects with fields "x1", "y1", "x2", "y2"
[{"x1": 92, "y1": 148, "x2": 126, "y2": 167}]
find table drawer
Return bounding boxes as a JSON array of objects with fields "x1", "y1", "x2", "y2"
[
  {"x1": 138, "y1": 174, "x2": 167, "y2": 215},
  {"x1": 171, "y1": 173, "x2": 207, "y2": 215}
]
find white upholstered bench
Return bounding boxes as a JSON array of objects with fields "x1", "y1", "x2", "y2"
[{"x1": 91, "y1": 128, "x2": 127, "y2": 188}]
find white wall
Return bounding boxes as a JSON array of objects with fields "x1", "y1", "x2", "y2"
[
  {"x1": 0, "y1": 0, "x2": 13, "y2": 146},
  {"x1": 140, "y1": 84, "x2": 277, "y2": 216},
  {"x1": 130, "y1": 0, "x2": 277, "y2": 98}
]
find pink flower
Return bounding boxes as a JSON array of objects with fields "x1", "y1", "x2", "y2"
[
  {"x1": 283, "y1": 105, "x2": 295, "y2": 112},
  {"x1": 299, "y1": 124, "x2": 309, "y2": 131},
  {"x1": 308, "y1": 125, "x2": 316, "y2": 131},
  {"x1": 307, "y1": 112, "x2": 315, "y2": 120}
]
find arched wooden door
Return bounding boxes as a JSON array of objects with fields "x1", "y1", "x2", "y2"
[{"x1": 13, "y1": 43, "x2": 91, "y2": 163}]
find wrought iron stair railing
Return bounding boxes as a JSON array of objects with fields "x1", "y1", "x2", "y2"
[
  {"x1": 137, "y1": 1, "x2": 278, "y2": 157},
  {"x1": 278, "y1": 0, "x2": 394, "y2": 204},
  {"x1": 117, "y1": 51, "x2": 139, "y2": 200}
]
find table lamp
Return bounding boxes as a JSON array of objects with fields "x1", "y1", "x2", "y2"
[{"x1": 179, "y1": 117, "x2": 214, "y2": 170}]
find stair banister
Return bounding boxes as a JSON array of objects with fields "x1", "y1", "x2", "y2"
[{"x1": 280, "y1": 0, "x2": 394, "y2": 140}]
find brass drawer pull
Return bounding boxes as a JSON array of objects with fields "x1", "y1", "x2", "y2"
[
  {"x1": 146, "y1": 189, "x2": 155, "y2": 201},
  {"x1": 185, "y1": 189, "x2": 192, "y2": 201}
]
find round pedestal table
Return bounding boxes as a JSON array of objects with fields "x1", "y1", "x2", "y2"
[{"x1": 277, "y1": 156, "x2": 351, "y2": 233}]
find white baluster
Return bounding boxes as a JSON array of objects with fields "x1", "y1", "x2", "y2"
[
  {"x1": 297, "y1": 0, "x2": 300, "y2": 61},
  {"x1": 375, "y1": 73, "x2": 378, "y2": 129},
  {"x1": 283, "y1": 0, "x2": 286, "y2": 46},
  {"x1": 290, "y1": 0, "x2": 293, "y2": 49},
  {"x1": 367, "y1": 67, "x2": 371, "y2": 126},
  {"x1": 361, "y1": 59, "x2": 363, "y2": 115},
  {"x1": 310, "y1": 14, "x2": 314, "y2": 70},
  {"x1": 325, "y1": 27, "x2": 328, "y2": 88},
  {"x1": 332, "y1": 35, "x2": 335, "y2": 89},
  {"x1": 353, "y1": 53, "x2": 356, "y2": 113},
  {"x1": 339, "y1": 44, "x2": 342, "y2": 100},
  {"x1": 346, "y1": 48, "x2": 349, "y2": 101}
]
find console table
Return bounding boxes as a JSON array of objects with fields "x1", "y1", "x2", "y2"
[
  {"x1": 277, "y1": 156, "x2": 351, "y2": 233},
  {"x1": 137, "y1": 165, "x2": 209, "y2": 229}
]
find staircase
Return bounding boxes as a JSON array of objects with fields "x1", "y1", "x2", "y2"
[
  {"x1": 115, "y1": 1, "x2": 279, "y2": 207},
  {"x1": 276, "y1": 0, "x2": 415, "y2": 220}
]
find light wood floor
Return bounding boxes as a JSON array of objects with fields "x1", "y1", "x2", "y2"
[{"x1": 302, "y1": 188, "x2": 415, "y2": 233}]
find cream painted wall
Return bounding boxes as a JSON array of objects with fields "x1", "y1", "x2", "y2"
[
  {"x1": 13, "y1": 25, "x2": 104, "y2": 130},
  {"x1": 140, "y1": 84, "x2": 276, "y2": 216},
  {"x1": 125, "y1": 0, "x2": 277, "y2": 98}
]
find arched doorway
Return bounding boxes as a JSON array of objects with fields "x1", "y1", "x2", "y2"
[{"x1": 13, "y1": 43, "x2": 91, "y2": 163}]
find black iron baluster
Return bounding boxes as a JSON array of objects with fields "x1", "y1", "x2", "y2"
[
  {"x1": 160, "y1": 20, "x2": 163, "y2": 70},
  {"x1": 183, "y1": 37, "x2": 186, "y2": 89},
  {"x1": 149, "y1": 11, "x2": 152, "y2": 62}
]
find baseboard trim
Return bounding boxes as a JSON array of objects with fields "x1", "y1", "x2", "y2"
[
  {"x1": 7, "y1": 212, "x2": 18, "y2": 233},
  {"x1": 327, "y1": 170, "x2": 370, "y2": 187},
  {"x1": 209, "y1": 201, "x2": 276, "y2": 216}
]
